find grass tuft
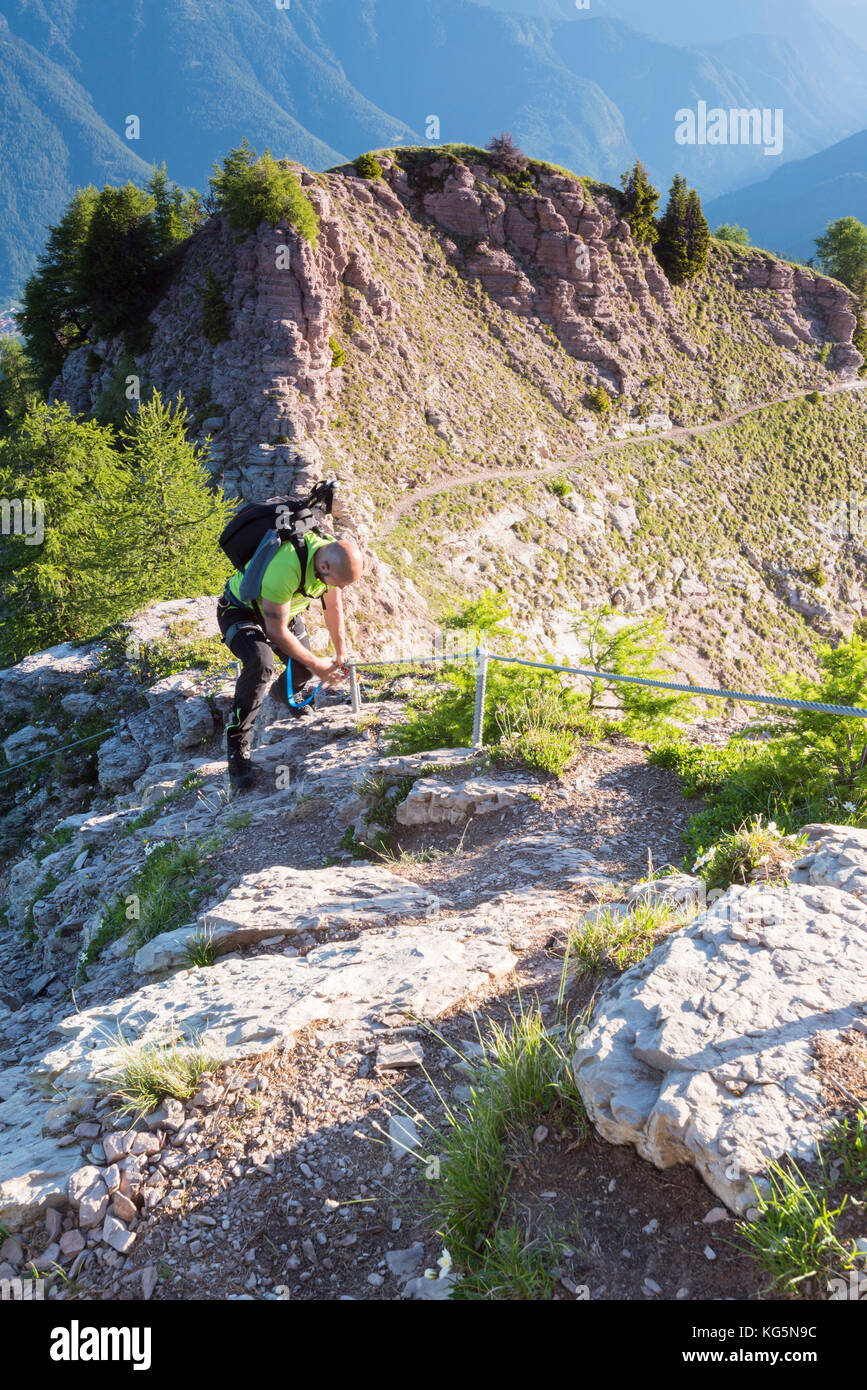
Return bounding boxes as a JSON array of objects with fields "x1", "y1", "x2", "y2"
[
  {"x1": 736, "y1": 1157, "x2": 855, "y2": 1296},
  {"x1": 419, "y1": 997, "x2": 589, "y2": 1299},
  {"x1": 567, "y1": 899, "x2": 681, "y2": 976},
  {"x1": 105, "y1": 1027, "x2": 222, "y2": 1120}
]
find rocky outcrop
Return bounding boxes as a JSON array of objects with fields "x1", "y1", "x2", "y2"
[
  {"x1": 50, "y1": 153, "x2": 863, "y2": 508},
  {"x1": 395, "y1": 775, "x2": 540, "y2": 827},
  {"x1": 134, "y1": 863, "x2": 439, "y2": 974},
  {"x1": 31, "y1": 913, "x2": 516, "y2": 1113},
  {"x1": 573, "y1": 824, "x2": 867, "y2": 1212}
]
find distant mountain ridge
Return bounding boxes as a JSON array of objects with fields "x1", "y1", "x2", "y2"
[
  {"x1": 706, "y1": 128, "x2": 867, "y2": 262},
  {"x1": 2, "y1": 0, "x2": 867, "y2": 302}
]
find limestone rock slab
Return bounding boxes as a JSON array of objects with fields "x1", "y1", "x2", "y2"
[
  {"x1": 0, "y1": 1087, "x2": 83, "y2": 1231},
  {"x1": 395, "y1": 776, "x2": 538, "y2": 827},
  {"x1": 135, "y1": 863, "x2": 440, "y2": 974},
  {"x1": 32, "y1": 915, "x2": 517, "y2": 1096},
  {"x1": 573, "y1": 880, "x2": 867, "y2": 1212}
]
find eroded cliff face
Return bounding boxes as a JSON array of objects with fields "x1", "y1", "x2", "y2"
[
  {"x1": 51, "y1": 150, "x2": 867, "y2": 680},
  {"x1": 53, "y1": 151, "x2": 861, "y2": 504}
]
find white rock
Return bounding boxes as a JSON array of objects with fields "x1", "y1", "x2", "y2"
[
  {"x1": 173, "y1": 697, "x2": 215, "y2": 750},
  {"x1": 0, "y1": 1088, "x2": 84, "y2": 1232},
  {"x1": 33, "y1": 917, "x2": 517, "y2": 1096},
  {"x1": 2, "y1": 724, "x2": 60, "y2": 765},
  {"x1": 67, "y1": 1166, "x2": 109, "y2": 1230},
  {"x1": 395, "y1": 776, "x2": 536, "y2": 827},
  {"x1": 0, "y1": 643, "x2": 100, "y2": 709},
  {"x1": 385, "y1": 1243, "x2": 425, "y2": 1280},
  {"x1": 60, "y1": 692, "x2": 98, "y2": 717},
  {"x1": 573, "y1": 860, "x2": 867, "y2": 1213},
  {"x1": 102, "y1": 1214, "x2": 136, "y2": 1254},
  {"x1": 376, "y1": 1041, "x2": 424, "y2": 1070},
  {"x1": 76, "y1": 809, "x2": 141, "y2": 844},
  {"x1": 135, "y1": 863, "x2": 439, "y2": 974},
  {"x1": 703, "y1": 1207, "x2": 729, "y2": 1224},
  {"x1": 97, "y1": 735, "x2": 149, "y2": 793},
  {"x1": 389, "y1": 1114, "x2": 421, "y2": 1161},
  {"x1": 373, "y1": 749, "x2": 476, "y2": 779},
  {"x1": 403, "y1": 1272, "x2": 457, "y2": 1300},
  {"x1": 626, "y1": 875, "x2": 705, "y2": 916}
]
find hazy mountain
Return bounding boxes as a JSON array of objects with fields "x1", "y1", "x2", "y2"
[
  {"x1": 705, "y1": 127, "x2": 867, "y2": 262},
  {"x1": 3, "y1": 0, "x2": 867, "y2": 302},
  {"x1": 809, "y1": 0, "x2": 867, "y2": 49},
  {"x1": 0, "y1": 10, "x2": 153, "y2": 304}
]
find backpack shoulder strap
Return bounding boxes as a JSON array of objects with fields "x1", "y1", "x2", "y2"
[
  {"x1": 289, "y1": 534, "x2": 311, "y2": 597},
  {"x1": 290, "y1": 527, "x2": 335, "y2": 598}
]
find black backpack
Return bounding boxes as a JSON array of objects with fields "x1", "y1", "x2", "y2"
[{"x1": 219, "y1": 479, "x2": 338, "y2": 604}]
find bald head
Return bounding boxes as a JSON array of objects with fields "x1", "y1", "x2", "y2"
[{"x1": 314, "y1": 538, "x2": 365, "y2": 589}]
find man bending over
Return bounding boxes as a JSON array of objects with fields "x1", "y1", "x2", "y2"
[{"x1": 218, "y1": 531, "x2": 365, "y2": 789}]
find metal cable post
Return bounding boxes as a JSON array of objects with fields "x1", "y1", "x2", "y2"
[
  {"x1": 348, "y1": 659, "x2": 361, "y2": 715},
  {"x1": 472, "y1": 643, "x2": 489, "y2": 751}
]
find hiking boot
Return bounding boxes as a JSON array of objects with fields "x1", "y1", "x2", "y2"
[{"x1": 226, "y1": 736, "x2": 254, "y2": 791}]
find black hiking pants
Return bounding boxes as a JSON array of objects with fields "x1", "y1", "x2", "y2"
[{"x1": 217, "y1": 594, "x2": 314, "y2": 744}]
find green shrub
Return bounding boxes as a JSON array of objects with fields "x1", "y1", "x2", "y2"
[
  {"x1": 586, "y1": 384, "x2": 611, "y2": 415},
  {"x1": 329, "y1": 334, "x2": 346, "y2": 368},
  {"x1": 495, "y1": 686, "x2": 579, "y2": 776},
  {"x1": 0, "y1": 395, "x2": 232, "y2": 666},
  {"x1": 714, "y1": 224, "x2": 751, "y2": 246},
  {"x1": 576, "y1": 605, "x2": 695, "y2": 740},
  {"x1": 650, "y1": 723, "x2": 864, "y2": 864},
  {"x1": 802, "y1": 560, "x2": 827, "y2": 586},
  {"x1": 782, "y1": 633, "x2": 867, "y2": 790},
  {"x1": 209, "y1": 140, "x2": 318, "y2": 242},
  {"x1": 692, "y1": 815, "x2": 807, "y2": 892},
  {"x1": 854, "y1": 308, "x2": 867, "y2": 378},
  {"x1": 806, "y1": 390, "x2": 823, "y2": 405},
  {"x1": 548, "y1": 475, "x2": 572, "y2": 498},
  {"x1": 354, "y1": 152, "x2": 383, "y2": 180},
  {"x1": 826, "y1": 1110, "x2": 867, "y2": 1185}
]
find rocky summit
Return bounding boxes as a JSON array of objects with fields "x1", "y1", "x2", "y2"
[{"x1": 44, "y1": 147, "x2": 867, "y2": 690}]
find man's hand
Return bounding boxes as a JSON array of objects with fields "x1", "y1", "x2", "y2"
[{"x1": 308, "y1": 655, "x2": 346, "y2": 687}]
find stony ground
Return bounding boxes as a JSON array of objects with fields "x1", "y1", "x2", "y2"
[
  {"x1": 0, "y1": 687, "x2": 779, "y2": 1303},
  {"x1": 4, "y1": 670, "x2": 864, "y2": 1305}
]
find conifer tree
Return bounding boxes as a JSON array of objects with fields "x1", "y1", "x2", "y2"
[
  {"x1": 19, "y1": 186, "x2": 100, "y2": 393},
  {"x1": 0, "y1": 339, "x2": 39, "y2": 437},
  {"x1": 620, "y1": 160, "x2": 660, "y2": 247},
  {"x1": 683, "y1": 188, "x2": 710, "y2": 279},
  {"x1": 656, "y1": 174, "x2": 689, "y2": 283},
  {"x1": 656, "y1": 176, "x2": 709, "y2": 284},
  {"x1": 74, "y1": 183, "x2": 161, "y2": 340},
  {"x1": 0, "y1": 396, "x2": 231, "y2": 664},
  {"x1": 208, "y1": 142, "x2": 318, "y2": 242},
  {"x1": 147, "y1": 164, "x2": 203, "y2": 256},
  {"x1": 117, "y1": 393, "x2": 231, "y2": 603}
]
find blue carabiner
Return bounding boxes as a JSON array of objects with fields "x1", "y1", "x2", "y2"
[{"x1": 285, "y1": 666, "x2": 322, "y2": 709}]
